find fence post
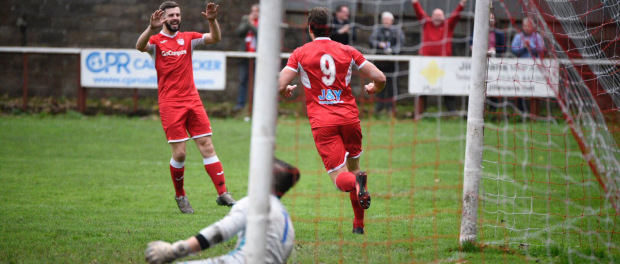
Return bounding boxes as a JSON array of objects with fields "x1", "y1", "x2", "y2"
[
  {"x1": 22, "y1": 53, "x2": 29, "y2": 111},
  {"x1": 77, "y1": 54, "x2": 86, "y2": 113}
]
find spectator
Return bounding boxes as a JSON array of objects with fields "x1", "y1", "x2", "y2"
[
  {"x1": 233, "y1": 4, "x2": 259, "y2": 112},
  {"x1": 511, "y1": 17, "x2": 544, "y2": 113},
  {"x1": 470, "y1": 12, "x2": 506, "y2": 57},
  {"x1": 470, "y1": 12, "x2": 507, "y2": 114},
  {"x1": 330, "y1": 5, "x2": 355, "y2": 45},
  {"x1": 412, "y1": 0, "x2": 467, "y2": 115},
  {"x1": 511, "y1": 17, "x2": 544, "y2": 58},
  {"x1": 368, "y1": 11, "x2": 405, "y2": 116}
]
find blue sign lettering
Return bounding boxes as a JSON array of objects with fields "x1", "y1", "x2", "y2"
[
  {"x1": 192, "y1": 60, "x2": 222, "y2": 71},
  {"x1": 134, "y1": 58, "x2": 154, "y2": 70},
  {"x1": 86, "y1": 51, "x2": 130, "y2": 74}
]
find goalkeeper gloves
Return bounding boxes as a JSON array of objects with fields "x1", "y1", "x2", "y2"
[{"x1": 145, "y1": 240, "x2": 191, "y2": 264}]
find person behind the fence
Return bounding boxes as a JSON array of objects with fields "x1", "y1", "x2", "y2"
[
  {"x1": 368, "y1": 11, "x2": 405, "y2": 116},
  {"x1": 233, "y1": 3, "x2": 259, "y2": 112},
  {"x1": 412, "y1": 0, "x2": 468, "y2": 115},
  {"x1": 330, "y1": 5, "x2": 355, "y2": 45},
  {"x1": 510, "y1": 17, "x2": 545, "y2": 113}
]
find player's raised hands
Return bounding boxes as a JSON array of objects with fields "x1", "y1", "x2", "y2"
[
  {"x1": 202, "y1": 2, "x2": 219, "y2": 21},
  {"x1": 150, "y1": 10, "x2": 165, "y2": 29},
  {"x1": 280, "y1": 84, "x2": 297, "y2": 98}
]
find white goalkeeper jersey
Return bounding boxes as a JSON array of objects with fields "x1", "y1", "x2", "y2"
[{"x1": 183, "y1": 195, "x2": 295, "y2": 264}]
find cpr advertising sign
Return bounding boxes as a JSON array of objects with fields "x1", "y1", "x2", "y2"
[
  {"x1": 409, "y1": 57, "x2": 558, "y2": 97},
  {"x1": 81, "y1": 49, "x2": 226, "y2": 90}
]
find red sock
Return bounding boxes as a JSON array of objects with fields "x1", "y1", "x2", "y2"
[
  {"x1": 335, "y1": 172, "x2": 356, "y2": 192},
  {"x1": 204, "y1": 157, "x2": 227, "y2": 195},
  {"x1": 350, "y1": 191, "x2": 365, "y2": 228},
  {"x1": 169, "y1": 165, "x2": 185, "y2": 197}
]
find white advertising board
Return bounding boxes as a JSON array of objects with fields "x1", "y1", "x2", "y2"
[
  {"x1": 408, "y1": 56, "x2": 558, "y2": 97},
  {"x1": 81, "y1": 49, "x2": 226, "y2": 90}
]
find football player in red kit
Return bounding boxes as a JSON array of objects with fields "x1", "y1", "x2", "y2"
[
  {"x1": 278, "y1": 7, "x2": 386, "y2": 234},
  {"x1": 135, "y1": 1, "x2": 235, "y2": 213}
]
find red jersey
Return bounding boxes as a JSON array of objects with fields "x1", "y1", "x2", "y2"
[
  {"x1": 245, "y1": 19, "x2": 258, "y2": 52},
  {"x1": 285, "y1": 37, "x2": 367, "y2": 128},
  {"x1": 413, "y1": 2, "x2": 464, "y2": 56},
  {"x1": 148, "y1": 31, "x2": 206, "y2": 104}
]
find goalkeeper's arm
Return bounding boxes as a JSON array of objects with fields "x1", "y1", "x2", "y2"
[
  {"x1": 145, "y1": 203, "x2": 246, "y2": 264},
  {"x1": 144, "y1": 227, "x2": 230, "y2": 264}
]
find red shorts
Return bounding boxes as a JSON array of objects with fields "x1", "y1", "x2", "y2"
[
  {"x1": 311, "y1": 122, "x2": 363, "y2": 173},
  {"x1": 159, "y1": 100, "x2": 212, "y2": 143}
]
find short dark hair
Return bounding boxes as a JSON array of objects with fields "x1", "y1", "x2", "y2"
[
  {"x1": 335, "y1": 5, "x2": 347, "y2": 13},
  {"x1": 273, "y1": 158, "x2": 300, "y2": 198},
  {"x1": 308, "y1": 7, "x2": 331, "y2": 37},
  {"x1": 159, "y1": 1, "x2": 179, "y2": 11}
]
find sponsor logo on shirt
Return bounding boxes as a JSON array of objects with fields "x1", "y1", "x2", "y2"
[
  {"x1": 318, "y1": 89, "x2": 344, "y2": 105},
  {"x1": 161, "y1": 50, "x2": 187, "y2": 57}
]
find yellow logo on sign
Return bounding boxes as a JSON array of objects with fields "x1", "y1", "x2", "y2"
[{"x1": 420, "y1": 60, "x2": 445, "y2": 85}]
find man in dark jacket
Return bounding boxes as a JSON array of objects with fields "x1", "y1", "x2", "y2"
[
  {"x1": 368, "y1": 11, "x2": 405, "y2": 116},
  {"x1": 233, "y1": 4, "x2": 259, "y2": 112},
  {"x1": 330, "y1": 5, "x2": 355, "y2": 45}
]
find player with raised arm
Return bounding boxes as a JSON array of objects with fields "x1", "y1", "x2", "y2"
[
  {"x1": 135, "y1": 1, "x2": 235, "y2": 213},
  {"x1": 278, "y1": 7, "x2": 386, "y2": 234},
  {"x1": 145, "y1": 159, "x2": 300, "y2": 264}
]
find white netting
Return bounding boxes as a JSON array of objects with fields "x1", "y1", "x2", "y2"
[
  {"x1": 479, "y1": 0, "x2": 620, "y2": 262},
  {"x1": 275, "y1": 0, "x2": 620, "y2": 262}
]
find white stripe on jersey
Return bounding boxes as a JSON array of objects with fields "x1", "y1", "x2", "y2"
[
  {"x1": 358, "y1": 60, "x2": 368, "y2": 69},
  {"x1": 346, "y1": 59, "x2": 354, "y2": 86},
  {"x1": 190, "y1": 34, "x2": 206, "y2": 51},
  {"x1": 298, "y1": 63, "x2": 311, "y2": 88},
  {"x1": 284, "y1": 66, "x2": 298, "y2": 73}
]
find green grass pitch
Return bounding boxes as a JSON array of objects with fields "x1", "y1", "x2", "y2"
[{"x1": 1, "y1": 114, "x2": 618, "y2": 263}]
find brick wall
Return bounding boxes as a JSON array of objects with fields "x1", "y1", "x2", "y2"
[{"x1": 0, "y1": 0, "x2": 262, "y2": 102}]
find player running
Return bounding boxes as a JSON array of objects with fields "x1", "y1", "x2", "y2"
[
  {"x1": 135, "y1": 1, "x2": 235, "y2": 213},
  {"x1": 145, "y1": 159, "x2": 300, "y2": 264},
  {"x1": 278, "y1": 7, "x2": 386, "y2": 234}
]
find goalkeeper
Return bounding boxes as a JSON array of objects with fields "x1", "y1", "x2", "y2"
[{"x1": 145, "y1": 159, "x2": 300, "y2": 264}]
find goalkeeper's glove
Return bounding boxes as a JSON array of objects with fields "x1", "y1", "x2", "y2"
[{"x1": 145, "y1": 240, "x2": 191, "y2": 264}]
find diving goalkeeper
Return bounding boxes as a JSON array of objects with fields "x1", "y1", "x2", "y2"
[{"x1": 145, "y1": 159, "x2": 300, "y2": 264}]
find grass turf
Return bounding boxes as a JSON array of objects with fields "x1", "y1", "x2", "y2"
[{"x1": 0, "y1": 114, "x2": 617, "y2": 263}]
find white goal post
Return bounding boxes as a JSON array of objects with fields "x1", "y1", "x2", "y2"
[
  {"x1": 245, "y1": 0, "x2": 283, "y2": 263},
  {"x1": 459, "y1": 0, "x2": 620, "y2": 259},
  {"x1": 459, "y1": 0, "x2": 491, "y2": 245}
]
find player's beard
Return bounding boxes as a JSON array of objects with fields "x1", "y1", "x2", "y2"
[{"x1": 165, "y1": 21, "x2": 180, "y2": 32}]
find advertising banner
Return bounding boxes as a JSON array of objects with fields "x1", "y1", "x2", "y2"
[
  {"x1": 81, "y1": 49, "x2": 226, "y2": 90},
  {"x1": 408, "y1": 57, "x2": 558, "y2": 97}
]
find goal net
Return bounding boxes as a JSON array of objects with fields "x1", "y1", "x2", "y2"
[
  {"x1": 477, "y1": 0, "x2": 620, "y2": 262},
  {"x1": 269, "y1": 0, "x2": 620, "y2": 263}
]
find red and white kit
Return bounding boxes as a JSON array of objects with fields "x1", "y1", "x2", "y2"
[
  {"x1": 285, "y1": 37, "x2": 367, "y2": 172},
  {"x1": 147, "y1": 31, "x2": 211, "y2": 142}
]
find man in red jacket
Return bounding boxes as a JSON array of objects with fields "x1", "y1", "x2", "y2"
[
  {"x1": 412, "y1": 0, "x2": 467, "y2": 114},
  {"x1": 412, "y1": 0, "x2": 467, "y2": 56}
]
